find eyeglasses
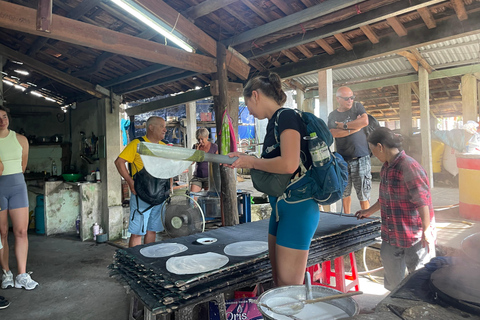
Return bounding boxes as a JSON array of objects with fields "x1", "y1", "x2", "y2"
[{"x1": 338, "y1": 95, "x2": 355, "y2": 101}]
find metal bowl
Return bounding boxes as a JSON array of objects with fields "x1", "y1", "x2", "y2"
[
  {"x1": 257, "y1": 285, "x2": 358, "y2": 320},
  {"x1": 62, "y1": 173, "x2": 83, "y2": 182}
]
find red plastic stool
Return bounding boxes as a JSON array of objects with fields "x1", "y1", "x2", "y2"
[{"x1": 308, "y1": 252, "x2": 360, "y2": 293}]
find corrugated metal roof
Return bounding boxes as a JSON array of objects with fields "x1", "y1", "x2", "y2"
[{"x1": 293, "y1": 32, "x2": 480, "y2": 90}]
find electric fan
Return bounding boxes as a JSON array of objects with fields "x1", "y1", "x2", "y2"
[{"x1": 161, "y1": 194, "x2": 205, "y2": 238}]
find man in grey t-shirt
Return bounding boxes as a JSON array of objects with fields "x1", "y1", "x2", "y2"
[{"x1": 328, "y1": 86, "x2": 371, "y2": 214}]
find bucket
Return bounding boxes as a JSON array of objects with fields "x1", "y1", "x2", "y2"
[
  {"x1": 35, "y1": 195, "x2": 45, "y2": 234},
  {"x1": 257, "y1": 285, "x2": 358, "y2": 320}
]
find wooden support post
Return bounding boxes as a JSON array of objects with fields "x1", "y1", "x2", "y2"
[
  {"x1": 186, "y1": 101, "x2": 197, "y2": 183},
  {"x1": 296, "y1": 88, "x2": 305, "y2": 112},
  {"x1": 214, "y1": 42, "x2": 239, "y2": 226},
  {"x1": 318, "y1": 69, "x2": 336, "y2": 212},
  {"x1": 318, "y1": 69, "x2": 334, "y2": 122},
  {"x1": 36, "y1": 0, "x2": 52, "y2": 32},
  {"x1": 461, "y1": 74, "x2": 478, "y2": 123},
  {"x1": 419, "y1": 66, "x2": 434, "y2": 188},
  {"x1": 398, "y1": 83, "x2": 413, "y2": 152}
]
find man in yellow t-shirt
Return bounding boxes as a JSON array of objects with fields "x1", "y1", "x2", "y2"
[{"x1": 114, "y1": 116, "x2": 168, "y2": 247}]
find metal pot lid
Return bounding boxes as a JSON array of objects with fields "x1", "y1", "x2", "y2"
[
  {"x1": 430, "y1": 264, "x2": 480, "y2": 306},
  {"x1": 461, "y1": 232, "x2": 480, "y2": 265}
]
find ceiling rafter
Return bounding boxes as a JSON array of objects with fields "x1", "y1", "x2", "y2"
[
  {"x1": 271, "y1": 9, "x2": 480, "y2": 79},
  {"x1": 314, "y1": 39, "x2": 335, "y2": 55},
  {"x1": 130, "y1": 0, "x2": 249, "y2": 79},
  {"x1": 386, "y1": 16, "x2": 408, "y2": 37},
  {"x1": 296, "y1": 44, "x2": 314, "y2": 58},
  {"x1": 281, "y1": 49, "x2": 300, "y2": 62},
  {"x1": 241, "y1": 0, "x2": 447, "y2": 60},
  {"x1": 417, "y1": 7, "x2": 436, "y2": 29},
  {"x1": 359, "y1": 25, "x2": 379, "y2": 43},
  {"x1": 0, "y1": 43, "x2": 108, "y2": 99},
  {"x1": 240, "y1": 0, "x2": 272, "y2": 23},
  {"x1": 222, "y1": 0, "x2": 361, "y2": 47},
  {"x1": 182, "y1": 0, "x2": 239, "y2": 20},
  {"x1": 0, "y1": 1, "x2": 217, "y2": 74},
  {"x1": 334, "y1": 33, "x2": 353, "y2": 51},
  {"x1": 270, "y1": 0, "x2": 295, "y2": 15},
  {"x1": 450, "y1": 0, "x2": 468, "y2": 21}
]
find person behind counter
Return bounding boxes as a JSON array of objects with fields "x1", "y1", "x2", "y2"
[
  {"x1": 355, "y1": 127, "x2": 436, "y2": 291},
  {"x1": 190, "y1": 128, "x2": 218, "y2": 193},
  {"x1": 0, "y1": 106, "x2": 38, "y2": 290},
  {"x1": 114, "y1": 116, "x2": 169, "y2": 248},
  {"x1": 223, "y1": 72, "x2": 319, "y2": 287}
]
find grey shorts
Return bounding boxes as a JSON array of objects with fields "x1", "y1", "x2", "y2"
[
  {"x1": 343, "y1": 155, "x2": 371, "y2": 201},
  {"x1": 190, "y1": 176, "x2": 208, "y2": 190},
  {"x1": 0, "y1": 173, "x2": 29, "y2": 210}
]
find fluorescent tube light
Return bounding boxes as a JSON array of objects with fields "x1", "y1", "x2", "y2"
[
  {"x1": 110, "y1": 0, "x2": 194, "y2": 53},
  {"x1": 31, "y1": 91, "x2": 43, "y2": 97},
  {"x1": 2, "y1": 80, "x2": 14, "y2": 86},
  {"x1": 14, "y1": 84, "x2": 26, "y2": 91},
  {"x1": 14, "y1": 69, "x2": 29, "y2": 76}
]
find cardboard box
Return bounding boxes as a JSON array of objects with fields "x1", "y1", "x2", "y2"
[{"x1": 209, "y1": 298, "x2": 263, "y2": 320}]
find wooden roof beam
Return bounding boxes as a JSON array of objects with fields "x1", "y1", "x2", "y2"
[
  {"x1": 240, "y1": 0, "x2": 272, "y2": 23},
  {"x1": 248, "y1": 59, "x2": 266, "y2": 72},
  {"x1": 0, "y1": 43, "x2": 108, "y2": 99},
  {"x1": 386, "y1": 16, "x2": 408, "y2": 37},
  {"x1": 271, "y1": 0, "x2": 295, "y2": 15},
  {"x1": 397, "y1": 51, "x2": 419, "y2": 71},
  {"x1": 223, "y1": 0, "x2": 360, "y2": 47},
  {"x1": 450, "y1": 0, "x2": 468, "y2": 21},
  {"x1": 334, "y1": 33, "x2": 353, "y2": 51},
  {"x1": 296, "y1": 45, "x2": 314, "y2": 58},
  {"x1": 132, "y1": 0, "x2": 249, "y2": 79},
  {"x1": 314, "y1": 39, "x2": 335, "y2": 55},
  {"x1": 272, "y1": 9, "x2": 480, "y2": 79},
  {"x1": 411, "y1": 48, "x2": 434, "y2": 73},
  {"x1": 359, "y1": 25, "x2": 379, "y2": 44},
  {"x1": 281, "y1": 50, "x2": 300, "y2": 62},
  {"x1": 417, "y1": 7, "x2": 436, "y2": 29},
  {"x1": 242, "y1": 0, "x2": 447, "y2": 59},
  {"x1": 0, "y1": 2, "x2": 217, "y2": 75},
  {"x1": 182, "y1": 0, "x2": 239, "y2": 20}
]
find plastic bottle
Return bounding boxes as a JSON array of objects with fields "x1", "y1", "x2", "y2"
[
  {"x1": 76, "y1": 215, "x2": 81, "y2": 235},
  {"x1": 51, "y1": 160, "x2": 57, "y2": 176},
  {"x1": 93, "y1": 222, "x2": 100, "y2": 240},
  {"x1": 122, "y1": 218, "x2": 128, "y2": 239},
  {"x1": 95, "y1": 168, "x2": 101, "y2": 183},
  {"x1": 308, "y1": 132, "x2": 330, "y2": 167}
]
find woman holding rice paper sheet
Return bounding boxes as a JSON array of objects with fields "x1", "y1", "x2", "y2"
[{"x1": 223, "y1": 72, "x2": 319, "y2": 287}]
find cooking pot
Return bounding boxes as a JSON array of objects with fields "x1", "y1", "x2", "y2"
[{"x1": 257, "y1": 285, "x2": 358, "y2": 319}]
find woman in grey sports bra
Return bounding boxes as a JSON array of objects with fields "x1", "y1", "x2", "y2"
[{"x1": 0, "y1": 106, "x2": 38, "y2": 291}]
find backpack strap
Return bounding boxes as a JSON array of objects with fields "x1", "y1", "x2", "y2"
[{"x1": 129, "y1": 136, "x2": 145, "y2": 177}]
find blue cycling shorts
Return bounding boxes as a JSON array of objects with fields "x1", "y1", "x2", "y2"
[
  {"x1": 268, "y1": 196, "x2": 319, "y2": 250},
  {"x1": 0, "y1": 173, "x2": 28, "y2": 211}
]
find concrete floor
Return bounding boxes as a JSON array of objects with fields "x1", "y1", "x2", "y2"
[
  {"x1": 0, "y1": 234, "x2": 129, "y2": 320},
  {"x1": 0, "y1": 178, "x2": 477, "y2": 319}
]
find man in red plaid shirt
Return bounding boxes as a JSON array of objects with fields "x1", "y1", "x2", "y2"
[{"x1": 356, "y1": 127, "x2": 435, "y2": 291}]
